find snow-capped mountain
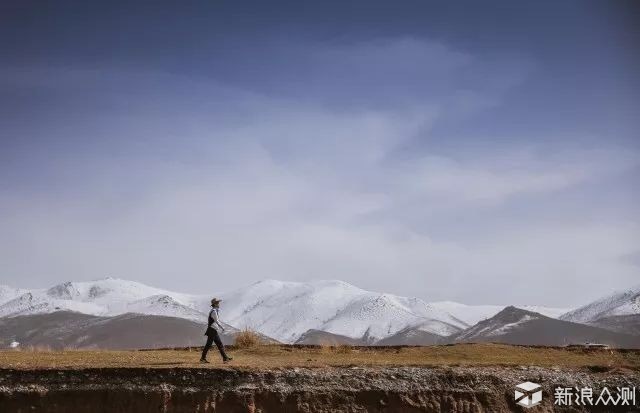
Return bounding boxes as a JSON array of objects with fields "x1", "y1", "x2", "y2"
[
  {"x1": 454, "y1": 307, "x2": 542, "y2": 341},
  {"x1": 430, "y1": 301, "x2": 569, "y2": 326},
  {"x1": 451, "y1": 306, "x2": 640, "y2": 348},
  {"x1": 218, "y1": 280, "x2": 466, "y2": 343},
  {"x1": 124, "y1": 295, "x2": 208, "y2": 321},
  {"x1": 0, "y1": 278, "x2": 210, "y2": 322},
  {"x1": 0, "y1": 277, "x2": 572, "y2": 344},
  {"x1": 0, "y1": 293, "x2": 54, "y2": 317},
  {"x1": 560, "y1": 285, "x2": 640, "y2": 323},
  {"x1": 0, "y1": 285, "x2": 27, "y2": 307}
]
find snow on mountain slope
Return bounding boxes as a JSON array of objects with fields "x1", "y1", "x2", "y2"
[
  {"x1": 124, "y1": 295, "x2": 208, "y2": 322},
  {"x1": 0, "y1": 278, "x2": 209, "y2": 320},
  {"x1": 218, "y1": 280, "x2": 378, "y2": 343},
  {"x1": 0, "y1": 293, "x2": 52, "y2": 317},
  {"x1": 454, "y1": 307, "x2": 544, "y2": 341},
  {"x1": 430, "y1": 301, "x2": 569, "y2": 325},
  {"x1": 0, "y1": 292, "x2": 105, "y2": 318},
  {"x1": 519, "y1": 306, "x2": 570, "y2": 319},
  {"x1": 561, "y1": 285, "x2": 640, "y2": 323},
  {"x1": 452, "y1": 306, "x2": 640, "y2": 348},
  {"x1": 319, "y1": 294, "x2": 464, "y2": 341},
  {"x1": 430, "y1": 302, "x2": 504, "y2": 325},
  {"x1": 218, "y1": 280, "x2": 467, "y2": 343},
  {"x1": 0, "y1": 285, "x2": 27, "y2": 307},
  {"x1": 0, "y1": 277, "x2": 577, "y2": 344},
  {"x1": 44, "y1": 278, "x2": 202, "y2": 313}
]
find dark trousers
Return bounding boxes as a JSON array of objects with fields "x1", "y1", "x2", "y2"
[{"x1": 201, "y1": 328, "x2": 228, "y2": 360}]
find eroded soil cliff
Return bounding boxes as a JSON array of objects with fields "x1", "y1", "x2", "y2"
[{"x1": 1, "y1": 365, "x2": 639, "y2": 412}]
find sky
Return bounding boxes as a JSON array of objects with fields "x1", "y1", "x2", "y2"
[{"x1": 0, "y1": 1, "x2": 638, "y2": 306}]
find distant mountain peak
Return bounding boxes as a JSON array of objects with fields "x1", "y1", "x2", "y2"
[
  {"x1": 495, "y1": 306, "x2": 543, "y2": 318},
  {"x1": 46, "y1": 281, "x2": 81, "y2": 299},
  {"x1": 3, "y1": 277, "x2": 634, "y2": 346},
  {"x1": 561, "y1": 285, "x2": 640, "y2": 323}
]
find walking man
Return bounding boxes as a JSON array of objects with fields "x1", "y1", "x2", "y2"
[{"x1": 200, "y1": 298, "x2": 233, "y2": 363}]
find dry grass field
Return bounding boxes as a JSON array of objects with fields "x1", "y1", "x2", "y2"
[{"x1": 1, "y1": 343, "x2": 639, "y2": 371}]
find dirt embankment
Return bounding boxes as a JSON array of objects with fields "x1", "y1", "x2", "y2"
[{"x1": 0, "y1": 365, "x2": 639, "y2": 412}]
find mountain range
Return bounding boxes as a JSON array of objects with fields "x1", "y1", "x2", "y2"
[
  {"x1": 0, "y1": 278, "x2": 638, "y2": 349},
  {"x1": 449, "y1": 306, "x2": 639, "y2": 348}
]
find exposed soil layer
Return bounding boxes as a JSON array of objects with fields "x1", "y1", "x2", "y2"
[{"x1": 1, "y1": 366, "x2": 639, "y2": 412}]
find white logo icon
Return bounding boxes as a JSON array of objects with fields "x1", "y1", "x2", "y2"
[{"x1": 515, "y1": 382, "x2": 542, "y2": 408}]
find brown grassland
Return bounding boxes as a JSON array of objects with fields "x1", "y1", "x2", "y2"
[{"x1": 0, "y1": 343, "x2": 638, "y2": 371}]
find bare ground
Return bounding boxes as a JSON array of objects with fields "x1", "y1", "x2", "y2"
[
  {"x1": 1, "y1": 344, "x2": 639, "y2": 412},
  {"x1": 1, "y1": 343, "x2": 639, "y2": 370}
]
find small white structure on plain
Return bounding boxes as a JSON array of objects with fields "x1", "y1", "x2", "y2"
[
  {"x1": 9, "y1": 341, "x2": 20, "y2": 349},
  {"x1": 585, "y1": 342, "x2": 610, "y2": 349}
]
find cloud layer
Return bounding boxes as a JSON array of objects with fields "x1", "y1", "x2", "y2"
[{"x1": 1, "y1": 35, "x2": 638, "y2": 306}]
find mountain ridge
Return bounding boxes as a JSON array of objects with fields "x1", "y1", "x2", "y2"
[
  {"x1": 0, "y1": 277, "x2": 572, "y2": 344},
  {"x1": 560, "y1": 284, "x2": 640, "y2": 323},
  {"x1": 450, "y1": 306, "x2": 639, "y2": 348}
]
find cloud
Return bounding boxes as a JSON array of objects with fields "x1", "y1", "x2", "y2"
[
  {"x1": 621, "y1": 251, "x2": 640, "y2": 269},
  {"x1": 0, "y1": 37, "x2": 638, "y2": 306},
  {"x1": 392, "y1": 147, "x2": 639, "y2": 206}
]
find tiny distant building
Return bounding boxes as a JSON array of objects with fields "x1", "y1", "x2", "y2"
[
  {"x1": 584, "y1": 342, "x2": 610, "y2": 349},
  {"x1": 565, "y1": 342, "x2": 612, "y2": 350}
]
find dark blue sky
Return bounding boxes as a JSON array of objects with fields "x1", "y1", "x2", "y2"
[{"x1": 0, "y1": 1, "x2": 638, "y2": 305}]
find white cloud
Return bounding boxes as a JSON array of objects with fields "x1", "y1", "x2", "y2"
[
  {"x1": 0, "y1": 38, "x2": 638, "y2": 306},
  {"x1": 395, "y1": 147, "x2": 639, "y2": 206}
]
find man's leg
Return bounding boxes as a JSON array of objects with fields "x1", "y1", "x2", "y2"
[
  {"x1": 201, "y1": 335, "x2": 214, "y2": 361},
  {"x1": 212, "y1": 329, "x2": 230, "y2": 361}
]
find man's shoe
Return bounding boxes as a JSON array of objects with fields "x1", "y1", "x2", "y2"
[
  {"x1": 223, "y1": 356, "x2": 233, "y2": 363},
  {"x1": 199, "y1": 359, "x2": 209, "y2": 364}
]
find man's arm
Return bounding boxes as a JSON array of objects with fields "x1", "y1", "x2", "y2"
[
  {"x1": 216, "y1": 320, "x2": 225, "y2": 332},
  {"x1": 214, "y1": 310, "x2": 225, "y2": 332}
]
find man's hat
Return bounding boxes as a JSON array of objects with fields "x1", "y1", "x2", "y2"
[{"x1": 210, "y1": 297, "x2": 222, "y2": 306}]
